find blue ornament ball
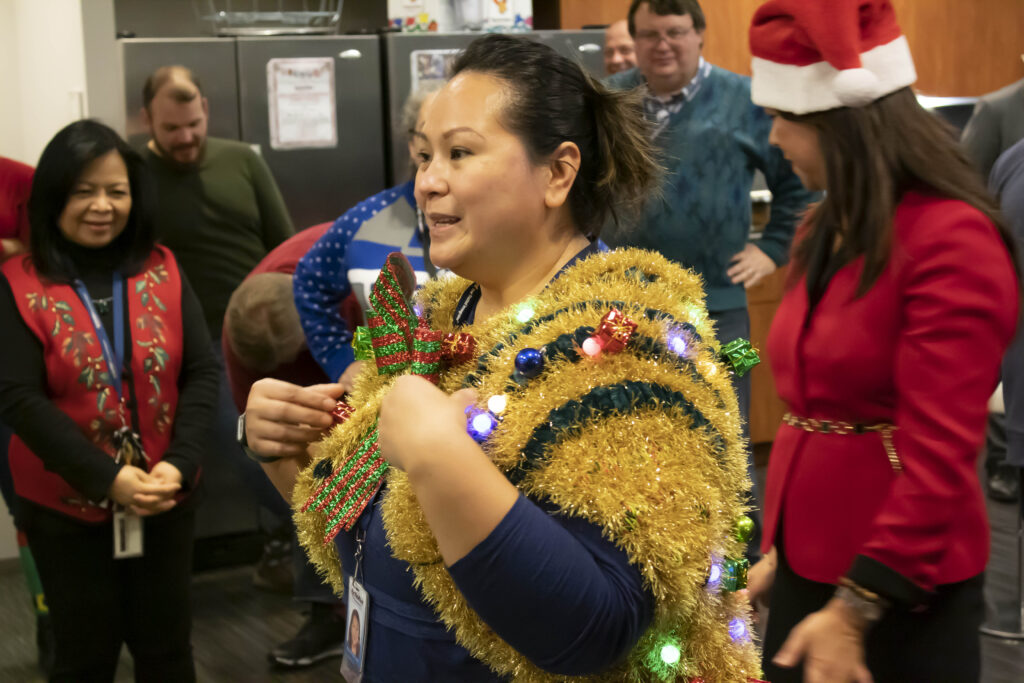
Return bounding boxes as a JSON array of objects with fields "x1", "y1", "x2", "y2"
[{"x1": 514, "y1": 348, "x2": 544, "y2": 379}]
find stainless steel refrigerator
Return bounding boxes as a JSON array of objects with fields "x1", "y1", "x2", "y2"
[
  {"x1": 121, "y1": 35, "x2": 387, "y2": 231},
  {"x1": 381, "y1": 29, "x2": 605, "y2": 185},
  {"x1": 120, "y1": 35, "x2": 387, "y2": 540}
]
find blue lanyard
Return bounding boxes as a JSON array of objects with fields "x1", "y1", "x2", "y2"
[{"x1": 71, "y1": 274, "x2": 125, "y2": 397}]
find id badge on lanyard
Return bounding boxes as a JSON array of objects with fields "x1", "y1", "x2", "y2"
[
  {"x1": 340, "y1": 526, "x2": 372, "y2": 681},
  {"x1": 73, "y1": 274, "x2": 145, "y2": 559}
]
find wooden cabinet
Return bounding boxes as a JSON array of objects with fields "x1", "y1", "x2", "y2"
[{"x1": 747, "y1": 266, "x2": 788, "y2": 444}]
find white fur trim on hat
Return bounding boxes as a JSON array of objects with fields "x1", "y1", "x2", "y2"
[
  {"x1": 833, "y1": 68, "x2": 881, "y2": 106},
  {"x1": 751, "y1": 35, "x2": 917, "y2": 114}
]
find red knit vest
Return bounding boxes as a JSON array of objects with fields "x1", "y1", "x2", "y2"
[{"x1": 2, "y1": 247, "x2": 184, "y2": 522}]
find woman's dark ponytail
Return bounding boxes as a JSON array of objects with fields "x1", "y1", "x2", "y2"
[{"x1": 584, "y1": 73, "x2": 661, "y2": 233}]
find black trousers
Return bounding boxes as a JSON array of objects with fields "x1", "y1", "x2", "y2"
[
  {"x1": 761, "y1": 542, "x2": 984, "y2": 683},
  {"x1": 21, "y1": 499, "x2": 197, "y2": 683}
]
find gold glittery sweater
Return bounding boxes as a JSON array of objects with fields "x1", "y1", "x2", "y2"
[{"x1": 294, "y1": 248, "x2": 762, "y2": 682}]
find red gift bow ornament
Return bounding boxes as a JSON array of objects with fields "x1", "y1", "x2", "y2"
[
  {"x1": 595, "y1": 307, "x2": 637, "y2": 354},
  {"x1": 442, "y1": 331, "x2": 476, "y2": 364},
  {"x1": 331, "y1": 401, "x2": 355, "y2": 425}
]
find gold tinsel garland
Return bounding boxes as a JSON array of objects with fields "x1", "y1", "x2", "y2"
[{"x1": 293, "y1": 248, "x2": 762, "y2": 682}]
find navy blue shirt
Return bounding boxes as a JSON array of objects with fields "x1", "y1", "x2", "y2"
[{"x1": 334, "y1": 242, "x2": 654, "y2": 681}]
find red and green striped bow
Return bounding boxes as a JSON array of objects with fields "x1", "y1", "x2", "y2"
[
  {"x1": 353, "y1": 252, "x2": 475, "y2": 382},
  {"x1": 363, "y1": 252, "x2": 444, "y2": 382},
  {"x1": 305, "y1": 253, "x2": 474, "y2": 544}
]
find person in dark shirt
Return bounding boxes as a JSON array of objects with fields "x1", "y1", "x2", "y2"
[
  {"x1": 993, "y1": 140, "x2": 1024, "y2": 500},
  {"x1": 961, "y1": 77, "x2": 1024, "y2": 502},
  {"x1": 140, "y1": 65, "x2": 296, "y2": 576},
  {"x1": 140, "y1": 65, "x2": 294, "y2": 340},
  {"x1": 0, "y1": 120, "x2": 218, "y2": 681}
]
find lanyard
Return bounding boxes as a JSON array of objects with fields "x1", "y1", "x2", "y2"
[
  {"x1": 72, "y1": 274, "x2": 125, "y2": 397},
  {"x1": 348, "y1": 480, "x2": 389, "y2": 586}
]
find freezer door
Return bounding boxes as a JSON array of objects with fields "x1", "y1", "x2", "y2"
[
  {"x1": 121, "y1": 38, "x2": 241, "y2": 148},
  {"x1": 382, "y1": 32, "x2": 481, "y2": 187},
  {"x1": 382, "y1": 30, "x2": 608, "y2": 186},
  {"x1": 530, "y1": 29, "x2": 606, "y2": 79},
  {"x1": 237, "y1": 35, "x2": 386, "y2": 231}
]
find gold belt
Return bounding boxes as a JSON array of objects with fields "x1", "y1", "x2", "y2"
[{"x1": 782, "y1": 412, "x2": 902, "y2": 473}]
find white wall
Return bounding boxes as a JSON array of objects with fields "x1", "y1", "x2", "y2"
[
  {"x1": 0, "y1": 0, "x2": 88, "y2": 166},
  {"x1": 82, "y1": 0, "x2": 125, "y2": 136},
  {"x1": 0, "y1": 0, "x2": 22, "y2": 161},
  {"x1": 0, "y1": 0, "x2": 89, "y2": 560}
]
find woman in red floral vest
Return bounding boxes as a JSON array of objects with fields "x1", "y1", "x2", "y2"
[{"x1": 0, "y1": 120, "x2": 218, "y2": 681}]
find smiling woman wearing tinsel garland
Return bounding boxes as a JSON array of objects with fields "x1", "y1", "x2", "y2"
[{"x1": 242, "y1": 34, "x2": 765, "y2": 682}]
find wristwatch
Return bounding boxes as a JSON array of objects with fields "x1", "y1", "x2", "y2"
[
  {"x1": 236, "y1": 413, "x2": 283, "y2": 464},
  {"x1": 835, "y1": 579, "x2": 889, "y2": 624}
]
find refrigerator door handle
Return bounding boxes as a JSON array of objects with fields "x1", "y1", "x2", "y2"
[
  {"x1": 339, "y1": 49, "x2": 363, "y2": 60},
  {"x1": 577, "y1": 43, "x2": 601, "y2": 53}
]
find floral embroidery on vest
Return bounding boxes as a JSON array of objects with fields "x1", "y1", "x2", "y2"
[
  {"x1": 25, "y1": 291, "x2": 120, "y2": 444},
  {"x1": 133, "y1": 263, "x2": 173, "y2": 434}
]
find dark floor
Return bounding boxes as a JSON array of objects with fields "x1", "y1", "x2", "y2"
[
  {"x1": 0, "y1": 558, "x2": 343, "y2": 682},
  {"x1": 1, "y1": 472, "x2": 1023, "y2": 682}
]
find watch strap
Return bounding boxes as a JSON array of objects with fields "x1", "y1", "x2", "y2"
[{"x1": 237, "y1": 413, "x2": 284, "y2": 464}]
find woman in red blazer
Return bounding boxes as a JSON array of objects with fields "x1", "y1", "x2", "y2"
[{"x1": 745, "y1": 2, "x2": 1020, "y2": 682}]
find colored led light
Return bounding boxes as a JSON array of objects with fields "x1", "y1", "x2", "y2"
[
  {"x1": 581, "y1": 336, "x2": 604, "y2": 357},
  {"x1": 660, "y1": 643, "x2": 681, "y2": 665},
  {"x1": 487, "y1": 394, "x2": 508, "y2": 414},
  {"x1": 472, "y1": 413, "x2": 496, "y2": 435},
  {"x1": 729, "y1": 617, "x2": 749, "y2": 642},
  {"x1": 707, "y1": 562, "x2": 722, "y2": 587},
  {"x1": 515, "y1": 305, "x2": 535, "y2": 323},
  {"x1": 667, "y1": 332, "x2": 688, "y2": 356}
]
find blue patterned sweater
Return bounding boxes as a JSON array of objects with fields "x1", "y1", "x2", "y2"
[
  {"x1": 604, "y1": 65, "x2": 817, "y2": 313},
  {"x1": 294, "y1": 181, "x2": 427, "y2": 381}
]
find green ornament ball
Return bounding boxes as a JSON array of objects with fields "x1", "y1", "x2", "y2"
[{"x1": 734, "y1": 515, "x2": 755, "y2": 543}]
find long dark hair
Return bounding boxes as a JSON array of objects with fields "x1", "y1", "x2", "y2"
[
  {"x1": 29, "y1": 119, "x2": 156, "y2": 283},
  {"x1": 451, "y1": 34, "x2": 661, "y2": 237},
  {"x1": 784, "y1": 87, "x2": 1018, "y2": 295}
]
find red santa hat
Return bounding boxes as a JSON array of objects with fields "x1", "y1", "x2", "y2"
[{"x1": 749, "y1": 0, "x2": 917, "y2": 115}]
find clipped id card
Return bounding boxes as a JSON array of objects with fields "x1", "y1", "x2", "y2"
[
  {"x1": 113, "y1": 510, "x2": 143, "y2": 558},
  {"x1": 340, "y1": 576, "x2": 370, "y2": 681}
]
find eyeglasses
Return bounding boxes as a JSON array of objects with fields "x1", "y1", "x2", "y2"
[{"x1": 635, "y1": 27, "x2": 693, "y2": 46}]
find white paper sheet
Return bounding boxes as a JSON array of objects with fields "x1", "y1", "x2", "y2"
[{"x1": 267, "y1": 57, "x2": 337, "y2": 150}]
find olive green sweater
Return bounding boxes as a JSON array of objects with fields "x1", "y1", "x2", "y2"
[{"x1": 145, "y1": 137, "x2": 294, "y2": 338}]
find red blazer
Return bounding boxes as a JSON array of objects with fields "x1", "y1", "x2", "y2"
[{"x1": 764, "y1": 191, "x2": 1018, "y2": 600}]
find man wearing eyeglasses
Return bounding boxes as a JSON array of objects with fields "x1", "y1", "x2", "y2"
[{"x1": 605, "y1": 0, "x2": 817, "y2": 563}]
